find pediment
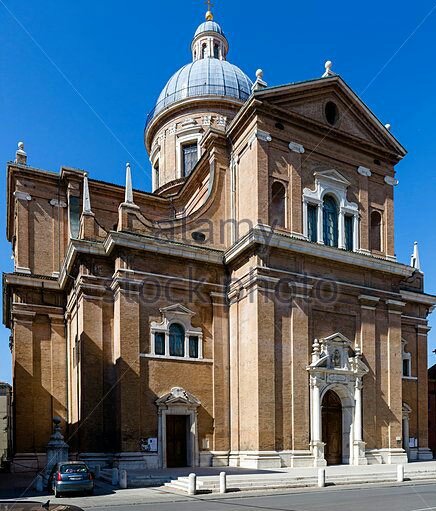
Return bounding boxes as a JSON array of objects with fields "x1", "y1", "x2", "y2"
[
  {"x1": 159, "y1": 304, "x2": 195, "y2": 316},
  {"x1": 256, "y1": 76, "x2": 405, "y2": 157},
  {"x1": 323, "y1": 332, "x2": 353, "y2": 346},
  {"x1": 156, "y1": 387, "x2": 201, "y2": 408},
  {"x1": 313, "y1": 169, "x2": 351, "y2": 187}
]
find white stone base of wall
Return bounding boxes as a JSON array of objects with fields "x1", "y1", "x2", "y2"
[
  {"x1": 210, "y1": 451, "x2": 230, "y2": 467},
  {"x1": 228, "y1": 451, "x2": 282, "y2": 469},
  {"x1": 77, "y1": 453, "x2": 113, "y2": 468},
  {"x1": 278, "y1": 450, "x2": 326, "y2": 467},
  {"x1": 365, "y1": 448, "x2": 408, "y2": 464},
  {"x1": 417, "y1": 447, "x2": 434, "y2": 461},
  {"x1": 113, "y1": 452, "x2": 159, "y2": 470},
  {"x1": 11, "y1": 453, "x2": 46, "y2": 473}
]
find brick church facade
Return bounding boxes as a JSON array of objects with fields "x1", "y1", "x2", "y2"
[{"x1": 3, "y1": 9, "x2": 435, "y2": 471}]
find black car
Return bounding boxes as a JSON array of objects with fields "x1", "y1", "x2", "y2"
[{"x1": 48, "y1": 461, "x2": 94, "y2": 497}]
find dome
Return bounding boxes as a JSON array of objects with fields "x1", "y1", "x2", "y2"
[
  {"x1": 194, "y1": 20, "x2": 224, "y2": 37},
  {"x1": 153, "y1": 59, "x2": 253, "y2": 116},
  {"x1": 145, "y1": 14, "x2": 253, "y2": 130}
]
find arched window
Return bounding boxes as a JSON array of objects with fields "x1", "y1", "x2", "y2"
[
  {"x1": 270, "y1": 181, "x2": 286, "y2": 228},
  {"x1": 169, "y1": 323, "x2": 185, "y2": 357},
  {"x1": 370, "y1": 211, "x2": 382, "y2": 252},
  {"x1": 201, "y1": 43, "x2": 207, "y2": 59},
  {"x1": 323, "y1": 195, "x2": 339, "y2": 247},
  {"x1": 213, "y1": 43, "x2": 219, "y2": 59}
]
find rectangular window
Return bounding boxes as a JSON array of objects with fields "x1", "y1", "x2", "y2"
[
  {"x1": 189, "y1": 336, "x2": 199, "y2": 358},
  {"x1": 182, "y1": 143, "x2": 198, "y2": 177},
  {"x1": 154, "y1": 332, "x2": 165, "y2": 355},
  {"x1": 69, "y1": 196, "x2": 80, "y2": 239},
  {"x1": 307, "y1": 204, "x2": 318, "y2": 242},
  {"x1": 344, "y1": 215, "x2": 354, "y2": 252},
  {"x1": 403, "y1": 359, "x2": 410, "y2": 377}
]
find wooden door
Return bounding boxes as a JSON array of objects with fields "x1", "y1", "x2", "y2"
[
  {"x1": 166, "y1": 415, "x2": 188, "y2": 467},
  {"x1": 322, "y1": 390, "x2": 342, "y2": 465}
]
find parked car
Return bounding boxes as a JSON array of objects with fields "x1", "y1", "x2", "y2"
[{"x1": 48, "y1": 461, "x2": 94, "y2": 497}]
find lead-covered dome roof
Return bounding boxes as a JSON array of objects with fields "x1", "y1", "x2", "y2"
[
  {"x1": 194, "y1": 20, "x2": 224, "y2": 37},
  {"x1": 147, "y1": 15, "x2": 253, "y2": 123},
  {"x1": 154, "y1": 59, "x2": 252, "y2": 116}
]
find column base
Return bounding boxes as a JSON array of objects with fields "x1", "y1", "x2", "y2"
[
  {"x1": 311, "y1": 441, "x2": 327, "y2": 467},
  {"x1": 352, "y1": 441, "x2": 368, "y2": 465}
]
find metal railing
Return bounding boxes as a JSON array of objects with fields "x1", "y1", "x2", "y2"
[{"x1": 145, "y1": 84, "x2": 250, "y2": 131}]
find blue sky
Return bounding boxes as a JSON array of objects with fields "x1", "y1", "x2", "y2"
[{"x1": 0, "y1": 0, "x2": 435, "y2": 382}]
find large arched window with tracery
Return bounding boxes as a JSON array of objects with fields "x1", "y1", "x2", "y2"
[
  {"x1": 323, "y1": 195, "x2": 339, "y2": 247},
  {"x1": 169, "y1": 323, "x2": 185, "y2": 357}
]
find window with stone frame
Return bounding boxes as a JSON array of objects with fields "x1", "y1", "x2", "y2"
[
  {"x1": 182, "y1": 143, "x2": 198, "y2": 177},
  {"x1": 149, "y1": 304, "x2": 203, "y2": 361},
  {"x1": 302, "y1": 169, "x2": 359, "y2": 251}
]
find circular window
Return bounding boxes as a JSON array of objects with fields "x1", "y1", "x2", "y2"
[{"x1": 325, "y1": 101, "x2": 339, "y2": 126}]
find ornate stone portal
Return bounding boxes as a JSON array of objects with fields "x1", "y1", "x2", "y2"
[
  {"x1": 156, "y1": 387, "x2": 201, "y2": 468},
  {"x1": 307, "y1": 333, "x2": 369, "y2": 466}
]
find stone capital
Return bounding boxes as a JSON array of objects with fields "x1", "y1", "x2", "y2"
[
  {"x1": 386, "y1": 299, "x2": 406, "y2": 314},
  {"x1": 358, "y1": 294, "x2": 380, "y2": 309}
]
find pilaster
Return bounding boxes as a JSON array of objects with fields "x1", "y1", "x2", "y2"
[
  {"x1": 385, "y1": 299, "x2": 406, "y2": 462},
  {"x1": 210, "y1": 292, "x2": 230, "y2": 465},
  {"x1": 358, "y1": 294, "x2": 380, "y2": 448},
  {"x1": 112, "y1": 276, "x2": 142, "y2": 452},
  {"x1": 77, "y1": 282, "x2": 106, "y2": 451}
]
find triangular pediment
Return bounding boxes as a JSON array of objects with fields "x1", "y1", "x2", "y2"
[
  {"x1": 159, "y1": 304, "x2": 195, "y2": 316},
  {"x1": 156, "y1": 387, "x2": 201, "y2": 408},
  {"x1": 255, "y1": 76, "x2": 406, "y2": 157},
  {"x1": 323, "y1": 332, "x2": 353, "y2": 346},
  {"x1": 314, "y1": 169, "x2": 351, "y2": 187}
]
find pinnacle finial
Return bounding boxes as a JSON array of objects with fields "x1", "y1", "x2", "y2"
[
  {"x1": 322, "y1": 60, "x2": 336, "y2": 78},
  {"x1": 15, "y1": 141, "x2": 27, "y2": 164},
  {"x1": 410, "y1": 241, "x2": 422, "y2": 272},
  {"x1": 252, "y1": 68, "x2": 267, "y2": 91},
  {"x1": 125, "y1": 162, "x2": 134, "y2": 204},
  {"x1": 385, "y1": 123, "x2": 391, "y2": 131},
  {"x1": 82, "y1": 174, "x2": 93, "y2": 214}
]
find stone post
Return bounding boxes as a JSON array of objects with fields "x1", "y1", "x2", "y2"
[
  {"x1": 43, "y1": 417, "x2": 69, "y2": 484},
  {"x1": 317, "y1": 467, "x2": 325, "y2": 488},
  {"x1": 188, "y1": 473, "x2": 197, "y2": 495},
  {"x1": 111, "y1": 467, "x2": 119, "y2": 486},
  {"x1": 397, "y1": 464, "x2": 404, "y2": 482},
  {"x1": 119, "y1": 469, "x2": 128, "y2": 489},
  {"x1": 219, "y1": 471, "x2": 227, "y2": 494}
]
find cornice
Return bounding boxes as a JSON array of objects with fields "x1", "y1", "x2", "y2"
[{"x1": 224, "y1": 225, "x2": 416, "y2": 278}]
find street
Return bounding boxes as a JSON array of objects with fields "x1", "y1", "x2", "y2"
[{"x1": 3, "y1": 482, "x2": 436, "y2": 511}]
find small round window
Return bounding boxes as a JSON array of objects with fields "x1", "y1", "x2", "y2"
[{"x1": 325, "y1": 101, "x2": 339, "y2": 126}]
